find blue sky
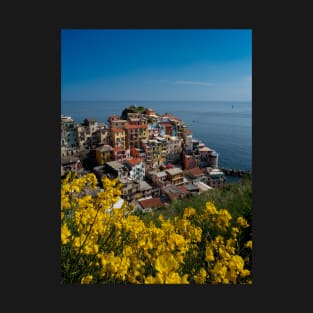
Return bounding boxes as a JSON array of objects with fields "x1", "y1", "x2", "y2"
[{"x1": 61, "y1": 29, "x2": 252, "y2": 101}]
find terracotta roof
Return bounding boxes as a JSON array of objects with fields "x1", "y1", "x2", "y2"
[
  {"x1": 160, "y1": 122, "x2": 173, "y2": 127},
  {"x1": 186, "y1": 167, "x2": 203, "y2": 177},
  {"x1": 139, "y1": 198, "x2": 163, "y2": 210},
  {"x1": 124, "y1": 124, "x2": 147, "y2": 129},
  {"x1": 178, "y1": 185, "x2": 189, "y2": 193},
  {"x1": 111, "y1": 127, "x2": 124, "y2": 133},
  {"x1": 126, "y1": 158, "x2": 142, "y2": 166}
]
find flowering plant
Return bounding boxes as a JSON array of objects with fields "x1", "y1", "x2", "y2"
[{"x1": 61, "y1": 172, "x2": 252, "y2": 284}]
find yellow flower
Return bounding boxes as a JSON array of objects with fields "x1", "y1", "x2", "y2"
[
  {"x1": 155, "y1": 253, "x2": 179, "y2": 274},
  {"x1": 194, "y1": 268, "x2": 207, "y2": 284},
  {"x1": 205, "y1": 202, "x2": 218, "y2": 215},
  {"x1": 183, "y1": 207, "x2": 196, "y2": 218},
  {"x1": 231, "y1": 227, "x2": 240, "y2": 238},
  {"x1": 154, "y1": 273, "x2": 164, "y2": 284},
  {"x1": 83, "y1": 243, "x2": 99, "y2": 255},
  {"x1": 219, "y1": 247, "x2": 230, "y2": 260},
  {"x1": 237, "y1": 216, "x2": 249, "y2": 228},
  {"x1": 205, "y1": 246, "x2": 215, "y2": 262},
  {"x1": 61, "y1": 172, "x2": 252, "y2": 285},
  {"x1": 164, "y1": 272, "x2": 182, "y2": 284},
  {"x1": 231, "y1": 255, "x2": 244, "y2": 270},
  {"x1": 61, "y1": 223, "x2": 71, "y2": 244},
  {"x1": 180, "y1": 274, "x2": 189, "y2": 284},
  {"x1": 216, "y1": 209, "x2": 232, "y2": 230},
  {"x1": 123, "y1": 246, "x2": 133, "y2": 257},
  {"x1": 245, "y1": 240, "x2": 252, "y2": 249},
  {"x1": 176, "y1": 254, "x2": 185, "y2": 264},
  {"x1": 81, "y1": 275, "x2": 93, "y2": 284},
  {"x1": 211, "y1": 262, "x2": 228, "y2": 283},
  {"x1": 144, "y1": 276, "x2": 155, "y2": 284},
  {"x1": 240, "y1": 269, "x2": 251, "y2": 277},
  {"x1": 189, "y1": 226, "x2": 202, "y2": 242}
]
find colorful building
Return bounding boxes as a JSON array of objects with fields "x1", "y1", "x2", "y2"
[
  {"x1": 164, "y1": 135, "x2": 183, "y2": 163},
  {"x1": 110, "y1": 127, "x2": 126, "y2": 149},
  {"x1": 96, "y1": 128, "x2": 110, "y2": 146},
  {"x1": 145, "y1": 108, "x2": 157, "y2": 116},
  {"x1": 165, "y1": 168, "x2": 184, "y2": 186},
  {"x1": 148, "y1": 124, "x2": 160, "y2": 139},
  {"x1": 139, "y1": 197, "x2": 163, "y2": 211},
  {"x1": 61, "y1": 115, "x2": 79, "y2": 149},
  {"x1": 162, "y1": 184, "x2": 186, "y2": 202},
  {"x1": 209, "y1": 151, "x2": 219, "y2": 169},
  {"x1": 104, "y1": 161, "x2": 128, "y2": 179},
  {"x1": 95, "y1": 145, "x2": 113, "y2": 165},
  {"x1": 124, "y1": 124, "x2": 148, "y2": 149},
  {"x1": 141, "y1": 138, "x2": 166, "y2": 169},
  {"x1": 199, "y1": 145, "x2": 212, "y2": 167},
  {"x1": 113, "y1": 146, "x2": 130, "y2": 163},
  {"x1": 152, "y1": 171, "x2": 170, "y2": 189},
  {"x1": 183, "y1": 129, "x2": 193, "y2": 152},
  {"x1": 108, "y1": 115, "x2": 120, "y2": 127},
  {"x1": 124, "y1": 158, "x2": 145, "y2": 181},
  {"x1": 183, "y1": 153, "x2": 200, "y2": 170},
  {"x1": 110, "y1": 119, "x2": 128, "y2": 129},
  {"x1": 130, "y1": 147, "x2": 146, "y2": 162},
  {"x1": 184, "y1": 167, "x2": 204, "y2": 184},
  {"x1": 206, "y1": 168, "x2": 225, "y2": 188},
  {"x1": 159, "y1": 122, "x2": 174, "y2": 136}
]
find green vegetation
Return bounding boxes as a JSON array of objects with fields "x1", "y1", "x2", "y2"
[
  {"x1": 121, "y1": 105, "x2": 146, "y2": 119},
  {"x1": 138, "y1": 175, "x2": 252, "y2": 226},
  {"x1": 61, "y1": 173, "x2": 252, "y2": 284},
  {"x1": 128, "y1": 105, "x2": 146, "y2": 113}
]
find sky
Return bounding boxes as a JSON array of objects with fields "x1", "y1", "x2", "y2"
[{"x1": 61, "y1": 29, "x2": 252, "y2": 101}]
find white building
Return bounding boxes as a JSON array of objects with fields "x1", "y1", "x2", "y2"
[
  {"x1": 124, "y1": 158, "x2": 145, "y2": 181},
  {"x1": 61, "y1": 115, "x2": 79, "y2": 149}
]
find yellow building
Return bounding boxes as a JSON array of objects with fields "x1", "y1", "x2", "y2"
[
  {"x1": 95, "y1": 145, "x2": 113, "y2": 165},
  {"x1": 110, "y1": 128, "x2": 126, "y2": 149},
  {"x1": 165, "y1": 168, "x2": 184, "y2": 186}
]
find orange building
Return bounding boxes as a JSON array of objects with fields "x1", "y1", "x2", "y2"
[{"x1": 124, "y1": 124, "x2": 148, "y2": 149}]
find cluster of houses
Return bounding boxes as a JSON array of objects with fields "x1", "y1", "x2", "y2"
[{"x1": 61, "y1": 107, "x2": 226, "y2": 211}]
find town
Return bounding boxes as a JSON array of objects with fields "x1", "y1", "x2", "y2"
[{"x1": 61, "y1": 106, "x2": 228, "y2": 212}]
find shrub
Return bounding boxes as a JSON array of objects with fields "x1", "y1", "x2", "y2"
[{"x1": 61, "y1": 172, "x2": 252, "y2": 284}]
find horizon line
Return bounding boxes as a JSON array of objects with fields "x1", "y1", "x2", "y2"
[{"x1": 62, "y1": 99, "x2": 252, "y2": 102}]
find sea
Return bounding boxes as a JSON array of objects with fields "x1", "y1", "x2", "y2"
[{"x1": 61, "y1": 100, "x2": 252, "y2": 174}]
